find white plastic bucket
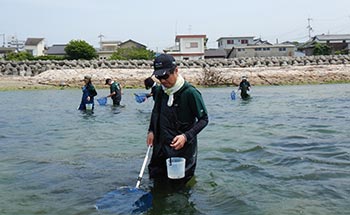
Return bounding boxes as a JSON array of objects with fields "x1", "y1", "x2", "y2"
[
  {"x1": 85, "y1": 103, "x2": 93, "y2": 110},
  {"x1": 166, "y1": 157, "x2": 186, "y2": 179}
]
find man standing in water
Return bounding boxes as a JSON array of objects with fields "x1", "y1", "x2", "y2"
[
  {"x1": 146, "y1": 54, "x2": 209, "y2": 186},
  {"x1": 105, "y1": 78, "x2": 122, "y2": 106},
  {"x1": 238, "y1": 75, "x2": 251, "y2": 100},
  {"x1": 78, "y1": 75, "x2": 97, "y2": 111}
]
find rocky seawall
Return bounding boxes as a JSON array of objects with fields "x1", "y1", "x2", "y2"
[{"x1": 1, "y1": 55, "x2": 350, "y2": 89}]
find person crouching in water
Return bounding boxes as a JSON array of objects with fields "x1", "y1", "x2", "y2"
[
  {"x1": 78, "y1": 75, "x2": 97, "y2": 111},
  {"x1": 238, "y1": 75, "x2": 251, "y2": 100},
  {"x1": 105, "y1": 78, "x2": 122, "y2": 106},
  {"x1": 146, "y1": 54, "x2": 209, "y2": 187}
]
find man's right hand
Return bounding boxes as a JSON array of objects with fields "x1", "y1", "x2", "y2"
[{"x1": 147, "y1": 131, "x2": 154, "y2": 146}]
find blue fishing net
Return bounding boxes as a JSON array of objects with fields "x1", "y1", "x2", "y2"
[
  {"x1": 97, "y1": 97, "x2": 107, "y2": 105},
  {"x1": 134, "y1": 93, "x2": 148, "y2": 103},
  {"x1": 230, "y1": 91, "x2": 236, "y2": 100},
  {"x1": 95, "y1": 187, "x2": 152, "y2": 214}
]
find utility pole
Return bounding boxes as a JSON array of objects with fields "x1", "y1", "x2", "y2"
[
  {"x1": 98, "y1": 33, "x2": 104, "y2": 48},
  {"x1": 0, "y1": 34, "x2": 5, "y2": 47},
  {"x1": 175, "y1": 20, "x2": 178, "y2": 36},
  {"x1": 188, "y1": 25, "x2": 192, "y2": 34},
  {"x1": 307, "y1": 17, "x2": 313, "y2": 39}
]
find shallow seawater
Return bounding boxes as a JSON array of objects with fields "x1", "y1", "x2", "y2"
[{"x1": 0, "y1": 84, "x2": 349, "y2": 215}]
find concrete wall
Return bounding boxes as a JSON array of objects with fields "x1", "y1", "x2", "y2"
[
  {"x1": 231, "y1": 46, "x2": 295, "y2": 58},
  {"x1": 1, "y1": 54, "x2": 350, "y2": 78}
]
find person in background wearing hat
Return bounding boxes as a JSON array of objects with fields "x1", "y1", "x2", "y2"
[
  {"x1": 146, "y1": 54, "x2": 209, "y2": 186},
  {"x1": 238, "y1": 75, "x2": 251, "y2": 100},
  {"x1": 105, "y1": 78, "x2": 122, "y2": 106},
  {"x1": 78, "y1": 75, "x2": 97, "y2": 110},
  {"x1": 144, "y1": 76, "x2": 160, "y2": 100}
]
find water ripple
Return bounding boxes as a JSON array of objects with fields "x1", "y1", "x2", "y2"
[{"x1": 1, "y1": 86, "x2": 350, "y2": 215}]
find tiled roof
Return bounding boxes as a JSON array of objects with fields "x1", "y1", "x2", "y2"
[
  {"x1": 176, "y1": 35, "x2": 206, "y2": 39},
  {"x1": 217, "y1": 36, "x2": 255, "y2": 41},
  {"x1": 46, "y1": 44, "x2": 67, "y2": 55},
  {"x1": 119, "y1": 39, "x2": 146, "y2": 48},
  {"x1": 25, "y1": 38, "x2": 44, "y2": 46},
  {"x1": 314, "y1": 34, "x2": 350, "y2": 41}
]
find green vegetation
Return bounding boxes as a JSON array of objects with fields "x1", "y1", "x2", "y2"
[
  {"x1": 109, "y1": 47, "x2": 155, "y2": 60},
  {"x1": 313, "y1": 42, "x2": 331, "y2": 55},
  {"x1": 334, "y1": 49, "x2": 348, "y2": 55},
  {"x1": 65, "y1": 40, "x2": 97, "y2": 60},
  {"x1": 35, "y1": 55, "x2": 65, "y2": 60},
  {"x1": 5, "y1": 51, "x2": 34, "y2": 61},
  {"x1": 4, "y1": 51, "x2": 65, "y2": 61}
]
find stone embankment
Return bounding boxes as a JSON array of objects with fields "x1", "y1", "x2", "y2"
[{"x1": 1, "y1": 54, "x2": 350, "y2": 88}]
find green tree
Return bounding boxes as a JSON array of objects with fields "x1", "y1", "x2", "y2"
[
  {"x1": 5, "y1": 51, "x2": 32, "y2": 61},
  {"x1": 109, "y1": 47, "x2": 155, "y2": 60},
  {"x1": 65, "y1": 40, "x2": 97, "y2": 60},
  {"x1": 313, "y1": 42, "x2": 331, "y2": 55},
  {"x1": 5, "y1": 51, "x2": 34, "y2": 61}
]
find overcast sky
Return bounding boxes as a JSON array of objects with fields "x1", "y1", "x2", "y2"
[{"x1": 2, "y1": 0, "x2": 350, "y2": 51}]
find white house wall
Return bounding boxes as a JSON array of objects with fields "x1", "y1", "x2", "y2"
[
  {"x1": 179, "y1": 37, "x2": 205, "y2": 53},
  {"x1": 232, "y1": 46, "x2": 295, "y2": 57},
  {"x1": 218, "y1": 37, "x2": 255, "y2": 49},
  {"x1": 37, "y1": 41, "x2": 45, "y2": 56},
  {"x1": 25, "y1": 41, "x2": 45, "y2": 56},
  {"x1": 172, "y1": 55, "x2": 203, "y2": 61}
]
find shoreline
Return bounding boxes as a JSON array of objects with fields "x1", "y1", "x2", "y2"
[{"x1": 1, "y1": 64, "x2": 350, "y2": 91}]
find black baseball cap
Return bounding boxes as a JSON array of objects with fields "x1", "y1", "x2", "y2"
[{"x1": 152, "y1": 54, "x2": 177, "y2": 77}]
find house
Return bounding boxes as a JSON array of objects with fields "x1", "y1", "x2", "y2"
[
  {"x1": 7, "y1": 36, "x2": 25, "y2": 51},
  {"x1": 299, "y1": 34, "x2": 350, "y2": 55},
  {"x1": 46, "y1": 44, "x2": 67, "y2": 57},
  {"x1": 24, "y1": 38, "x2": 45, "y2": 56},
  {"x1": 216, "y1": 36, "x2": 295, "y2": 58},
  {"x1": 97, "y1": 39, "x2": 147, "y2": 60},
  {"x1": 0, "y1": 47, "x2": 16, "y2": 58},
  {"x1": 164, "y1": 34, "x2": 207, "y2": 60},
  {"x1": 227, "y1": 44, "x2": 295, "y2": 58},
  {"x1": 217, "y1": 36, "x2": 255, "y2": 50},
  {"x1": 119, "y1": 39, "x2": 146, "y2": 49},
  {"x1": 97, "y1": 40, "x2": 121, "y2": 60},
  {"x1": 253, "y1": 38, "x2": 272, "y2": 45}
]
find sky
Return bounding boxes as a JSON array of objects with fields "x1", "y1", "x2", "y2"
[{"x1": 1, "y1": 0, "x2": 350, "y2": 52}]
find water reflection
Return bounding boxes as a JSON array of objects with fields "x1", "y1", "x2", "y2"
[
  {"x1": 110, "y1": 104, "x2": 126, "y2": 114},
  {"x1": 148, "y1": 178, "x2": 202, "y2": 215},
  {"x1": 79, "y1": 110, "x2": 96, "y2": 119}
]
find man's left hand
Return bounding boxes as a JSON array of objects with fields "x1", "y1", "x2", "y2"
[{"x1": 170, "y1": 134, "x2": 187, "y2": 150}]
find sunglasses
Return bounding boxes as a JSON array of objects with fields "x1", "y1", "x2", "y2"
[{"x1": 155, "y1": 73, "x2": 170, "y2": 80}]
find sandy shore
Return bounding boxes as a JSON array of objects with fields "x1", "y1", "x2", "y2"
[{"x1": 1, "y1": 64, "x2": 349, "y2": 90}]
